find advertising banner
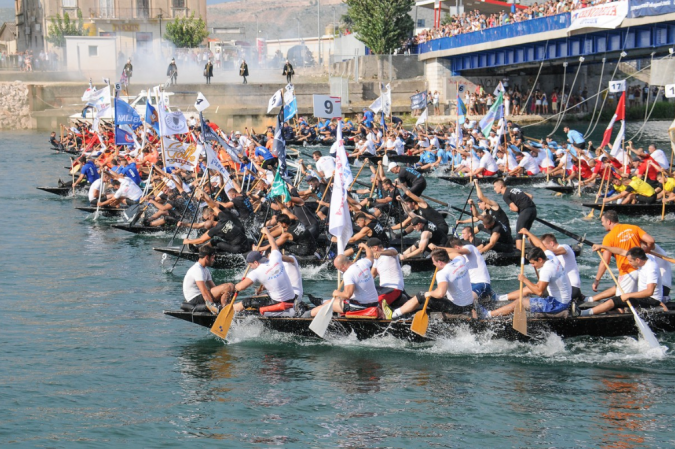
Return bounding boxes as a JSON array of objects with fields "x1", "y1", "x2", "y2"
[{"x1": 569, "y1": 1, "x2": 628, "y2": 32}]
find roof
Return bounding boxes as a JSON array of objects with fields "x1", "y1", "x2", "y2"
[
  {"x1": 415, "y1": 0, "x2": 526, "y2": 15},
  {"x1": 0, "y1": 22, "x2": 17, "y2": 42}
]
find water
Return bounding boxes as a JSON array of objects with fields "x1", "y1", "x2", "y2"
[{"x1": 2, "y1": 125, "x2": 675, "y2": 447}]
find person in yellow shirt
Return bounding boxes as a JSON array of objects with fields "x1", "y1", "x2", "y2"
[
  {"x1": 656, "y1": 172, "x2": 675, "y2": 204},
  {"x1": 605, "y1": 175, "x2": 656, "y2": 204}
]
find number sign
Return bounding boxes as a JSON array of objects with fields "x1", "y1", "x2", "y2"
[{"x1": 313, "y1": 95, "x2": 341, "y2": 118}]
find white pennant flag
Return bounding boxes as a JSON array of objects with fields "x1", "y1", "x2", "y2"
[
  {"x1": 157, "y1": 96, "x2": 189, "y2": 137},
  {"x1": 382, "y1": 83, "x2": 392, "y2": 116},
  {"x1": 204, "y1": 142, "x2": 232, "y2": 183},
  {"x1": 416, "y1": 108, "x2": 428, "y2": 126},
  {"x1": 610, "y1": 120, "x2": 626, "y2": 164},
  {"x1": 194, "y1": 92, "x2": 210, "y2": 112},
  {"x1": 267, "y1": 89, "x2": 283, "y2": 113},
  {"x1": 329, "y1": 120, "x2": 353, "y2": 254},
  {"x1": 368, "y1": 97, "x2": 382, "y2": 114}
]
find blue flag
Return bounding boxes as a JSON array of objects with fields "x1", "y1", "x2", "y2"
[
  {"x1": 457, "y1": 94, "x2": 467, "y2": 125},
  {"x1": 114, "y1": 98, "x2": 142, "y2": 129},
  {"x1": 274, "y1": 108, "x2": 287, "y2": 178},
  {"x1": 145, "y1": 102, "x2": 160, "y2": 134},
  {"x1": 115, "y1": 126, "x2": 135, "y2": 146},
  {"x1": 283, "y1": 97, "x2": 297, "y2": 122},
  {"x1": 199, "y1": 113, "x2": 242, "y2": 164}
]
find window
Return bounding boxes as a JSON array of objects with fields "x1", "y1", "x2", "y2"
[
  {"x1": 172, "y1": 0, "x2": 185, "y2": 8},
  {"x1": 62, "y1": 0, "x2": 77, "y2": 7},
  {"x1": 88, "y1": 46, "x2": 98, "y2": 56}
]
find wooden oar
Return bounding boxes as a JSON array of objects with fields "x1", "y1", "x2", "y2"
[
  {"x1": 410, "y1": 267, "x2": 439, "y2": 337},
  {"x1": 513, "y1": 235, "x2": 528, "y2": 336},
  {"x1": 451, "y1": 181, "x2": 475, "y2": 236},
  {"x1": 349, "y1": 158, "x2": 368, "y2": 189},
  {"x1": 598, "y1": 167, "x2": 612, "y2": 219},
  {"x1": 595, "y1": 251, "x2": 661, "y2": 349},
  {"x1": 210, "y1": 233, "x2": 266, "y2": 340},
  {"x1": 316, "y1": 174, "x2": 334, "y2": 213},
  {"x1": 309, "y1": 248, "x2": 363, "y2": 338},
  {"x1": 585, "y1": 165, "x2": 608, "y2": 220},
  {"x1": 70, "y1": 157, "x2": 76, "y2": 194}
]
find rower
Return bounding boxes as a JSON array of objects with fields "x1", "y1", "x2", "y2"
[
  {"x1": 472, "y1": 214, "x2": 514, "y2": 254},
  {"x1": 479, "y1": 247, "x2": 571, "y2": 318},
  {"x1": 302, "y1": 176, "x2": 331, "y2": 220},
  {"x1": 432, "y1": 237, "x2": 495, "y2": 302},
  {"x1": 656, "y1": 172, "x2": 675, "y2": 204},
  {"x1": 587, "y1": 211, "x2": 655, "y2": 303},
  {"x1": 87, "y1": 171, "x2": 109, "y2": 206},
  {"x1": 461, "y1": 226, "x2": 485, "y2": 247},
  {"x1": 605, "y1": 175, "x2": 657, "y2": 205},
  {"x1": 391, "y1": 248, "x2": 475, "y2": 319},
  {"x1": 508, "y1": 151, "x2": 540, "y2": 177},
  {"x1": 182, "y1": 246, "x2": 236, "y2": 314},
  {"x1": 456, "y1": 181, "x2": 511, "y2": 235},
  {"x1": 519, "y1": 229, "x2": 584, "y2": 302},
  {"x1": 97, "y1": 170, "x2": 143, "y2": 207},
  {"x1": 388, "y1": 163, "x2": 427, "y2": 195},
  {"x1": 311, "y1": 150, "x2": 335, "y2": 181},
  {"x1": 564, "y1": 126, "x2": 586, "y2": 151},
  {"x1": 366, "y1": 238, "x2": 407, "y2": 319},
  {"x1": 399, "y1": 217, "x2": 446, "y2": 261},
  {"x1": 75, "y1": 157, "x2": 100, "y2": 186},
  {"x1": 343, "y1": 213, "x2": 389, "y2": 253},
  {"x1": 575, "y1": 246, "x2": 667, "y2": 316},
  {"x1": 49, "y1": 131, "x2": 63, "y2": 150},
  {"x1": 183, "y1": 207, "x2": 249, "y2": 255},
  {"x1": 309, "y1": 243, "x2": 380, "y2": 317},
  {"x1": 258, "y1": 214, "x2": 317, "y2": 257},
  {"x1": 397, "y1": 189, "x2": 449, "y2": 242},
  {"x1": 471, "y1": 147, "x2": 499, "y2": 178},
  {"x1": 492, "y1": 179, "x2": 537, "y2": 251},
  {"x1": 143, "y1": 184, "x2": 185, "y2": 227},
  {"x1": 233, "y1": 227, "x2": 298, "y2": 317}
]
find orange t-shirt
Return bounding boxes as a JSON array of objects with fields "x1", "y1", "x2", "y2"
[{"x1": 602, "y1": 224, "x2": 646, "y2": 275}]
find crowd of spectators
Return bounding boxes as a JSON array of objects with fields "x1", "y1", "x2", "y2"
[{"x1": 1, "y1": 50, "x2": 60, "y2": 71}]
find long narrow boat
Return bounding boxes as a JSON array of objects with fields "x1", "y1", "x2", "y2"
[
  {"x1": 163, "y1": 307, "x2": 675, "y2": 342},
  {"x1": 49, "y1": 146, "x2": 80, "y2": 155},
  {"x1": 438, "y1": 175, "x2": 555, "y2": 186},
  {"x1": 37, "y1": 186, "x2": 85, "y2": 197},
  {"x1": 112, "y1": 223, "x2": 174, "y2": 234},
  {"x1": 75, "y1": 206, "x2": 128, "y2": 216},
  {"x1": 582, "y1": 202, "x2": 675, "y2": 216},
  {"x1": 347, "y1": 155, "x2": 420, "y2": 165}
]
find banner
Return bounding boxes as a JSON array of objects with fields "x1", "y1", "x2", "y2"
[
  {"x1": 328, "y1": 120, "x2": 353, "y2": 254},
  {"x1": 194, "y1": 92, "x2": 210, "y2": 112},
  {"x1": 416, "y1": 108, "x2": 428, "y2": 126},
  {"x1": 569, "y1": 1, "x2": 628, "y2": 32},
  {"x1": 628, "y1": 0, "x2": 675, "y2": 17},
  {"x1": 162, "y1": 137, "x2": 200, "y2": 171},
  {"x1": 114, "y1": 98, "x2": 142, "y2": 129},
  {"x1": 159, "y1": 109, "x2": 189, "y2": 136},
  {"x1": 267, "y1": 89, "x2": 283, "y2": 113},
  {"x1": 115, "y1": 126, "x2": 136, "y2": 146},
  {"x1": 283, "y1": 84, "x2": 297, "y2": 121},
  {"x1": 381, "y1": 83, "x2": 392, "y2": 116},
  {"x1": 145, "y1": 102, "x2": 160, "y2": 134},
  {"x1": 410, "y1": 92, "x2": 427, "y2": 110},
  {"x1": 269, "y1": 167, "x2": 291, "y2": 203}
]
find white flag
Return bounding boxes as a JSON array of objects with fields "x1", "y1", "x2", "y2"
[
  {"x1": 493, "y1": 82, "x2": 505, "y2": 96},
  {"x1": 284, "y1": 84, "x2": 295, "y2": 105},
  {"x1": 382, "y1": 83, "x2": 392, "y2": 116},
  {"x1": 162, "y1": 137, "x2": 200, "y2": 171},
  {"x1": 368, "y1": 97, "x2": 382, "y2": 114},
  {"x1": 157, "y1": 96, "x2": 189, "y2": 136},
  {"x1": 416, "y1": 108, "x2": 428, "y2": 126},
  {"x1": 204, "y1": 142, "x2": 232, "y2": 183},
  {"x1": 267, "y1": 89, "x2": 283, "y2": 113},
  {"x1": 195, "y1": 92, "x2": 210, "y2": 112},
  {"x1": 609, "y1": 80, "x2": 626, "y2": 93},
  {"x1": 329, "y1": 120, "x2": 353, "y2": 254},
  {"x1": 610, "y1": 120, "x2": 626, "y2": 163}
]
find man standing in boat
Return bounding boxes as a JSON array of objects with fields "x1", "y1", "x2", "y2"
[{"x1": 492, "y1": 179, "x2": 537, "y2": 251}]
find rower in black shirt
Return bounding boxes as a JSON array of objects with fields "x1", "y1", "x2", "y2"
[
  {"x1": 493, "y1": 179, "x2": 536, "y2": 251},
  {"x1": 222, "y1": 188, "x2": 254, "y2": 220},
  {"x1": 302, "y1": 176, "x2": 331, "y2": 220},
  {"x1": 473, "y1": 214, "x2": 515, "y2": 254},
  {"x1": 258, "y1": 214, "x2": 317, "y2": 256},
  {"x1": 399, "y1": 217, "x2": 447, "y2": 261},
  {"x1": 456, "y1": 181, "x2": 512, "y2": 235},
  {"x1": 388, "y1": 162, "x2": 427, "y2": 195},
  {"x1": 183, "y1": 209, "x2": 250, "y2": 254},
  {"x1": 395, "y1": 189, "x2": 449, "y2": 243}
]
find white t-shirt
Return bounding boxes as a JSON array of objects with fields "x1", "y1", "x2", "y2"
[
  {"x1": 637, "y1": 254, "x2": 663, "y2": 302},
  {"x1": 651, "y1": 149, "x2": 669, "y2": 169},
  {"x1": 654, "y1": 244, "x2": 672, "y2": 289},
  {"x1": 183, "y1": 262, "x2": 212, "y2": 302},
  {"x1": 364, "y1": 139, "x2": 377, "y2": 155},
  {"x1": 394, "y1": 138, "x2": 406, "y2": 155},
  {"x1": 343, "y1": 258, "x2": 379, "y2": 305},
  {"x1": 463, "y1": 244, "x2": 490, "y2": 285},
  {"x1": 282, "y1": 255, "x2": 303, "y2": 299},
  {"x1": 246, "y1": 250, "x2": 295, "y2": 302},
  {"x1": 518, "y1": 153, "x2": 540, "y2": 175},
  {"x1": 539, "y1": 250, "x2": 571, "y2": 304},
  {"x1": 556, "y1": 244, "x2": 581, "y2": 288},
  {"x1": 114, "y1": 178, "x2": 143, "y2": 201},
  {"x1": 479, "y1": 152, "x2": 499, "y2": 173},
  {"x1": 315, "y1": 156, "x2": 335, "y2": 179},
  {"x1": 88, "y1": 178, "x2": 102, "y2": 202},
  {"x1": 373, "y1": 249, "x2": 404, "y2": 290},
  {"x1": 436, "y1": 256, "x2": 473, "y2": 306}
]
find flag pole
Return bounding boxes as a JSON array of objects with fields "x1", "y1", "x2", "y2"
[
  {"x1": 157, "y1": 86, "x2": 168, "y2": 169},
  {"x1": 622, "y1": 90, "x2": 627, "y2": 175}
]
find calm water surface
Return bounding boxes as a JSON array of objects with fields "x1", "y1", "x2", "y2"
[{"x1": 1, "y1": 124, "x2": 675, "y2": 448}]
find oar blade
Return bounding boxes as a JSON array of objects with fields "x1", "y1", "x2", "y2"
[
  {"x1": 410, "y1": 310, "x2": 429, "y2": 337},
  {"x1": 584, "y1": 209, "x2": 595, "y2": 220},
  {"x1": 309, "y1": 298, "x2": 335, "y2": 338},
  {"x1": 513, "y1": 306, "x2": 528, "y2": 336},
  {"x1": 210, "y1": 304, "x2": 236, "y2": 340},
  {"x1": 628, "y1": 303, "x2": 661, "y2": 350},
  {"x1": 124, "y1": 204, "x2": 140, "y2": 222}
]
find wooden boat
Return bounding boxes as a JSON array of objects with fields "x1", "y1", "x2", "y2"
[
  {"x1": 163, "y1": 306, "x2": 675, "y2": 342},
  {"x1": 347, "y1": 154, "x2": 419, "y2": 165},
  {"x1": 582, "y1": 202, "x2": 675, "y2": 216},
  {"x1": 37, "y1": 186, "x2": 85, "y2": 197},
  {"x1": 112, "y1": 223, "x2": 173, "y2": 234},
  {"x1": 543, "y1": 184, "x2": 597, "y2": 194},
  {"x1": 75, "y1": 206, "x2": 128, "y2": 216},
  {"x1": 438, "y1": 175, "x2": 555, "y2": 186}
]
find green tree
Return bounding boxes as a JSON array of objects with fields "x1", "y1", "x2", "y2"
[
  {"x1": 46, "y1": 9, "x2": 84, "y2": 48},
  {"x1": 164, "y1": 12, "x2": 209, "y2": 48},
  {"x1": 345, "y1": 0, "x2": 414, "y2": 81}
]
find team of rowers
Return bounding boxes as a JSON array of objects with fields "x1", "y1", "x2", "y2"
[{"x1": 50, "y1": 112, "x2": 673, "y2": 323}]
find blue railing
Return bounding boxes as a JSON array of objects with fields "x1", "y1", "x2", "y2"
[{"x1": 417, "y1": 13, "x2": 572, "y2": 54}]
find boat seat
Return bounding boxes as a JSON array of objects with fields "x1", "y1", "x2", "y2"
[
  {"x1": 531, "y1": 310, "x2": 569, "y2": 319},
  {"x1": 343, "y1": 306, "x2": 383, "y2": 320},
  {"x1": 180, "y1": 301, "x2": 209, "y2": 313}
]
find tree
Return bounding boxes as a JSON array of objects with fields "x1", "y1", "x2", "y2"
[
  {"x1": 46, "y1": 9, "x2": 84, "y2": 48},
  {"x1": 345, "y1": 0, "x2": 414, "y2": 82},
  {"x1": 164, "y1": 12, "x2": 209, "y2": 48}
]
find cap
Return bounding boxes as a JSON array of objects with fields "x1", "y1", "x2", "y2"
[
  {"x1": 366, "y1": 237, "x2": 382, "y2": 247},
  {"x1": 235, "y1": 131, "x2": 241, "y2": 135},
  {"x1": 245, "y1": 251, "x2": 267, "y2": 264},
  {"x1": 387, "y1": 162, "x2": 398, "y2": 172}
]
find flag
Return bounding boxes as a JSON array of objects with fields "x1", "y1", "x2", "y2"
[
  {"x1": 120, "y1": 69, "x2": 128, "y2": 86},
  {"x1": 273, "y1": 108, "x2": 287, "y2": 177},
  {"x1": 382, "y1": 83, "x2": 392, "y2": 116},
  {"x1": 157, "y1": 97, "x2": 189, "y2": 136},
  {"x1": 267, "y1": 89, "x2": 283, "y2": 113},
  {"x1": 92, "y1": 102, "x2": 111, "y2": 131},
  {"x1": 195, "y1": 92, "x2": 210, "y2": 112},
  {"x1": 114, "y1": 98, "x2": 142, "y2": 129},
  {"x1": 410, "y1": 91, "x2": 426, "y2": 110},
  {"x1": 329, "y1": 120, "x2": 353, "y2": 254},
  {"x1": 380, "y1": 112, "x2": 387, "y2": 134},
  {"x1": 600, "y1": 92, "x2": 625, "y2": 148},
  {"x1": 479, "y1": 91, "x2": 504, "y2": 138},
  {"x1": 145, "y1": 102, "x2": 160, "y2": 134},
  {"x1": 203, "y1": 142, "x2": 232, "y2": 183},
  {"x1": 283, "y1": 84, "x2": 297, "y2": 121},
  {"x1": 610, "y1": 120, "x2": 626, "y2": 163},
  {"x1": 457, "y1": 94, "x2": 467, "y2": 125},
  {"x1": 269, "y1": 167, "x2": 291, "y2": 203},
  {"x1": 162, "y1": 137, "x2": 199, "y2": 171},
  {"x1": 493, "y1": 82, "x2": 505, "y2": 96},
  {"x1": 199, "y1": 113, "x2": 242, "y2": 164},
  {"x1": 368, "y1": 96, "x2": 382, "y2": 114},
  {"x1": 115, "y1": 126, "x2": 135, "y2": 146},
  {"x1": 416, "y1": 108, "x2": 428, "y2": 126}
]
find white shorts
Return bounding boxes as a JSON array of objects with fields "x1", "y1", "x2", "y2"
[{"x1": 618, "y1": 271, "x2": 639, "y2": 295}]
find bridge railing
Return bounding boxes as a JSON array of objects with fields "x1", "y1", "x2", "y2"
[{"x1": 417, "y1": 13, "x2": 572, "y2": 54}]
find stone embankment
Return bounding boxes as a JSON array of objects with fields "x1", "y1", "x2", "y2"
[{"x1": 0, "y1": 82, "x2": 31, "y2": 130}]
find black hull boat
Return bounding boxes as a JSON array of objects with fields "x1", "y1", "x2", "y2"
[
  {"x1": 49, "y1": 146, "x2": 80, "y2": 155},
  {"x1": 75, "y1": 206, "x2": 127, "y2": 216},
  {"x1": 163, "y1": 308, "x2": 675, "y2": 342},
  {"x1": 347, "y1": 155, "x2": 419, "y2": 165},
  {"x1": 37, "y1": 186, "x2": 85, "y2": 197},
  {"x1": 582, "y1": 202, "x2": 675, "y2": 216},
  {"x1": 439, "y1": 175, "x2": 554, "y2": 186},
  {"x1": 112, "y1": 223, "x2": 174, "y2": 234}
]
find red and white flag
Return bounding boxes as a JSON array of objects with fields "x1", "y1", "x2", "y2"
[
  {"x1": 328, "y1": 120, "x2": 353, "y2": 254},
  {"x1": 600, "y1": 91, "x2": 625, "y2": 149}
]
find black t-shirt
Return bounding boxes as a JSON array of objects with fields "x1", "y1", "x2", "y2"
[
  {"x1": 419, "y1": 205, "x2": 449, "y2": 234},
  {"x1": 398, "y1": 167, "x2": 425, "y2": 187},
  {"x1": 208, "y1": 212, "x2": 247, "y2": 244},
  {"x1": 477, "y1": 222, "x2": 514, "y2": 246},
  {"x1": 287, "y1": 220, "x2": 316, "y2": 251},
  {"x1": 231, "y1": 194, "x2": 254, "y2": 219},
  {"x1": 503, "y1": 187, "x2": 535, "y2": 212},
  {"x1": 367, "y1": 220, "x2": 390, "y2": 245},
  {"x1": 487, "y1": 206, "x2": 511, "y2": 234}
]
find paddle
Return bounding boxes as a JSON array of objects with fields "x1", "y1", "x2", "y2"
[
  {"x1": 410, "y1": 267, "x2": 439, "y2": 337},
  {"x1": 70, "y1": 157, "x2": 76, "y2": 194},
  {"x1": 598, "y1": 167, "x2": 613, "y2": 219},
  {"x1": 349, "y1": 158, "x2": 369, "y2": 189},
  {"x1": 595, "y1": 251, "x2": 661, "y2": 349},
  {"x1": 451, "y1": 181, "x2": 475, "y2": 236},
  {"x1": 585, "y1": 165, "x2": 608, "y2": 220},
  {"x1": 309, "y1": 248, "x2": 363, "y2": 338},
  {"x1": 316, "y1": 174, "x2": 334, "y2": 213},
  {"x1": 210, "y1": 233, "x2": 267, "y2": 340},
  {"x1": 512, "y1": 235, "x2": 528, "y2": 336}
]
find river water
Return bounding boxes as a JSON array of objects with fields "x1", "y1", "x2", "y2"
[{"x1": 2, "y1": 123, "x2": 675, "y2": 447}]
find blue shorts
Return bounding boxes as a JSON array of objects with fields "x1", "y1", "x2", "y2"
[
  {"x1": 529, "y1": 296, "x2": 569, "y2": 314},
  {"x1": 471, "y1": 283, "x2": 495, "y2": 301}
]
